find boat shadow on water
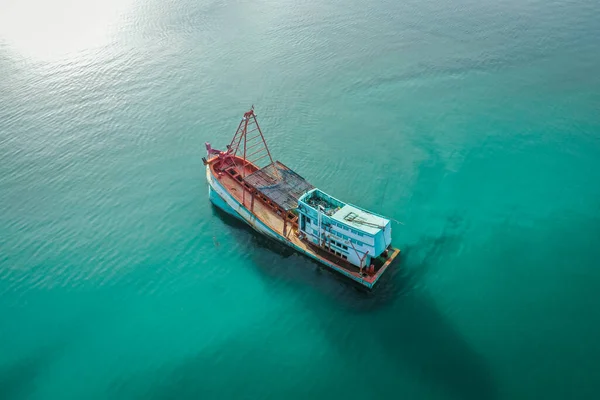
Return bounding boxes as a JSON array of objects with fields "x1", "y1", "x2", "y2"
[
  {"x1": 0, "y1": 342, "x2": 65, "y2": 400},
  {"x1": 110, "y1": 224, "x2": 498, "y2": 399},
  {"x1": 109, "y1": 207, "x2": 497, "y2": 400},
  {"x1": 208, "y1": 205, "x2": 498, "y2": 400}
]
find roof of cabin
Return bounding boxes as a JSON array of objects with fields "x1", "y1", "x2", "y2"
[
  {"x1": 331, "y1": 204, "x2": 389, "y2": 235},
  {"x1": 243, "y1": 161, "x2": 314, "y2": 211}
]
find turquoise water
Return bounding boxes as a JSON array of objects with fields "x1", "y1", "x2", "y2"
[{"x1": 1, "y1": 0, "x2": 600, "y2": 398}]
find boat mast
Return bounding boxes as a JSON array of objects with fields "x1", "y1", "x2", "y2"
[{"x1": 228, "y1": 106, "x2": 277, "y2": 179}]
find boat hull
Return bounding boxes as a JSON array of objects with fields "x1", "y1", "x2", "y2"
[
  {"x1": 207, "y1": 166, "x2": 288, "y2": 245},
  {"x1": 208, "y1": 181, "x2": 244, "y2": 222},
  {"x1": 206, "y1": 165, "x2": 395, "y2": 289}
]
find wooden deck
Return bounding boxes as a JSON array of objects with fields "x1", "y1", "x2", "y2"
[{"x1": 209, "y1": 156, "x2": 399, "y2": 287}]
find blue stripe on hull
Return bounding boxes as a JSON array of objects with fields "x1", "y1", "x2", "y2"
[
  {"x1": 208, "y1": 184, "x2": 244, "y2": 222},
  {"x1": 207, "y1": 169, "x2": 284, "y2": 243}
]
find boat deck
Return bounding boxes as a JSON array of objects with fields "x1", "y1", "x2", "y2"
[{"x1": 209, "y1": 156, "x2": 399, "y2": 288}]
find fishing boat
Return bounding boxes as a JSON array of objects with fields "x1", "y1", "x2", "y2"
[{"x1": 203, "y1": 107, "x2": 400, "y2": 289}]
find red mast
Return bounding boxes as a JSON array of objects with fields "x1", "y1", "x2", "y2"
[{"x1": 228, "y1": 106, "x2": 276, "y2": 179}]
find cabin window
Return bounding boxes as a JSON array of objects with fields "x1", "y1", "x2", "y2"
[
  {"x1": 342, "y1": 245, "x2": 348, "y2": 250},
  {"x1": 235, "y1": 175, "x2": 242, "y2": 182},
  {"x1": 306, "y1": 217, "x2": 312, "y2": 225},
  {"x1": 335, "y1": 251, "x2": 341, "y2": 257},
  {"x1": 342, "y1": 254, "x2": 348, "y2": 260}
]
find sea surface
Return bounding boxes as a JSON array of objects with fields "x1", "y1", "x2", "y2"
[{"x1": 1, "y1": 1, "x2": 600, "y2": 399}]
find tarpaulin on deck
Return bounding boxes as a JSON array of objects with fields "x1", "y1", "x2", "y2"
[{"x1": 243, "y1": 161, "x2": 314, "y2": 211}]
